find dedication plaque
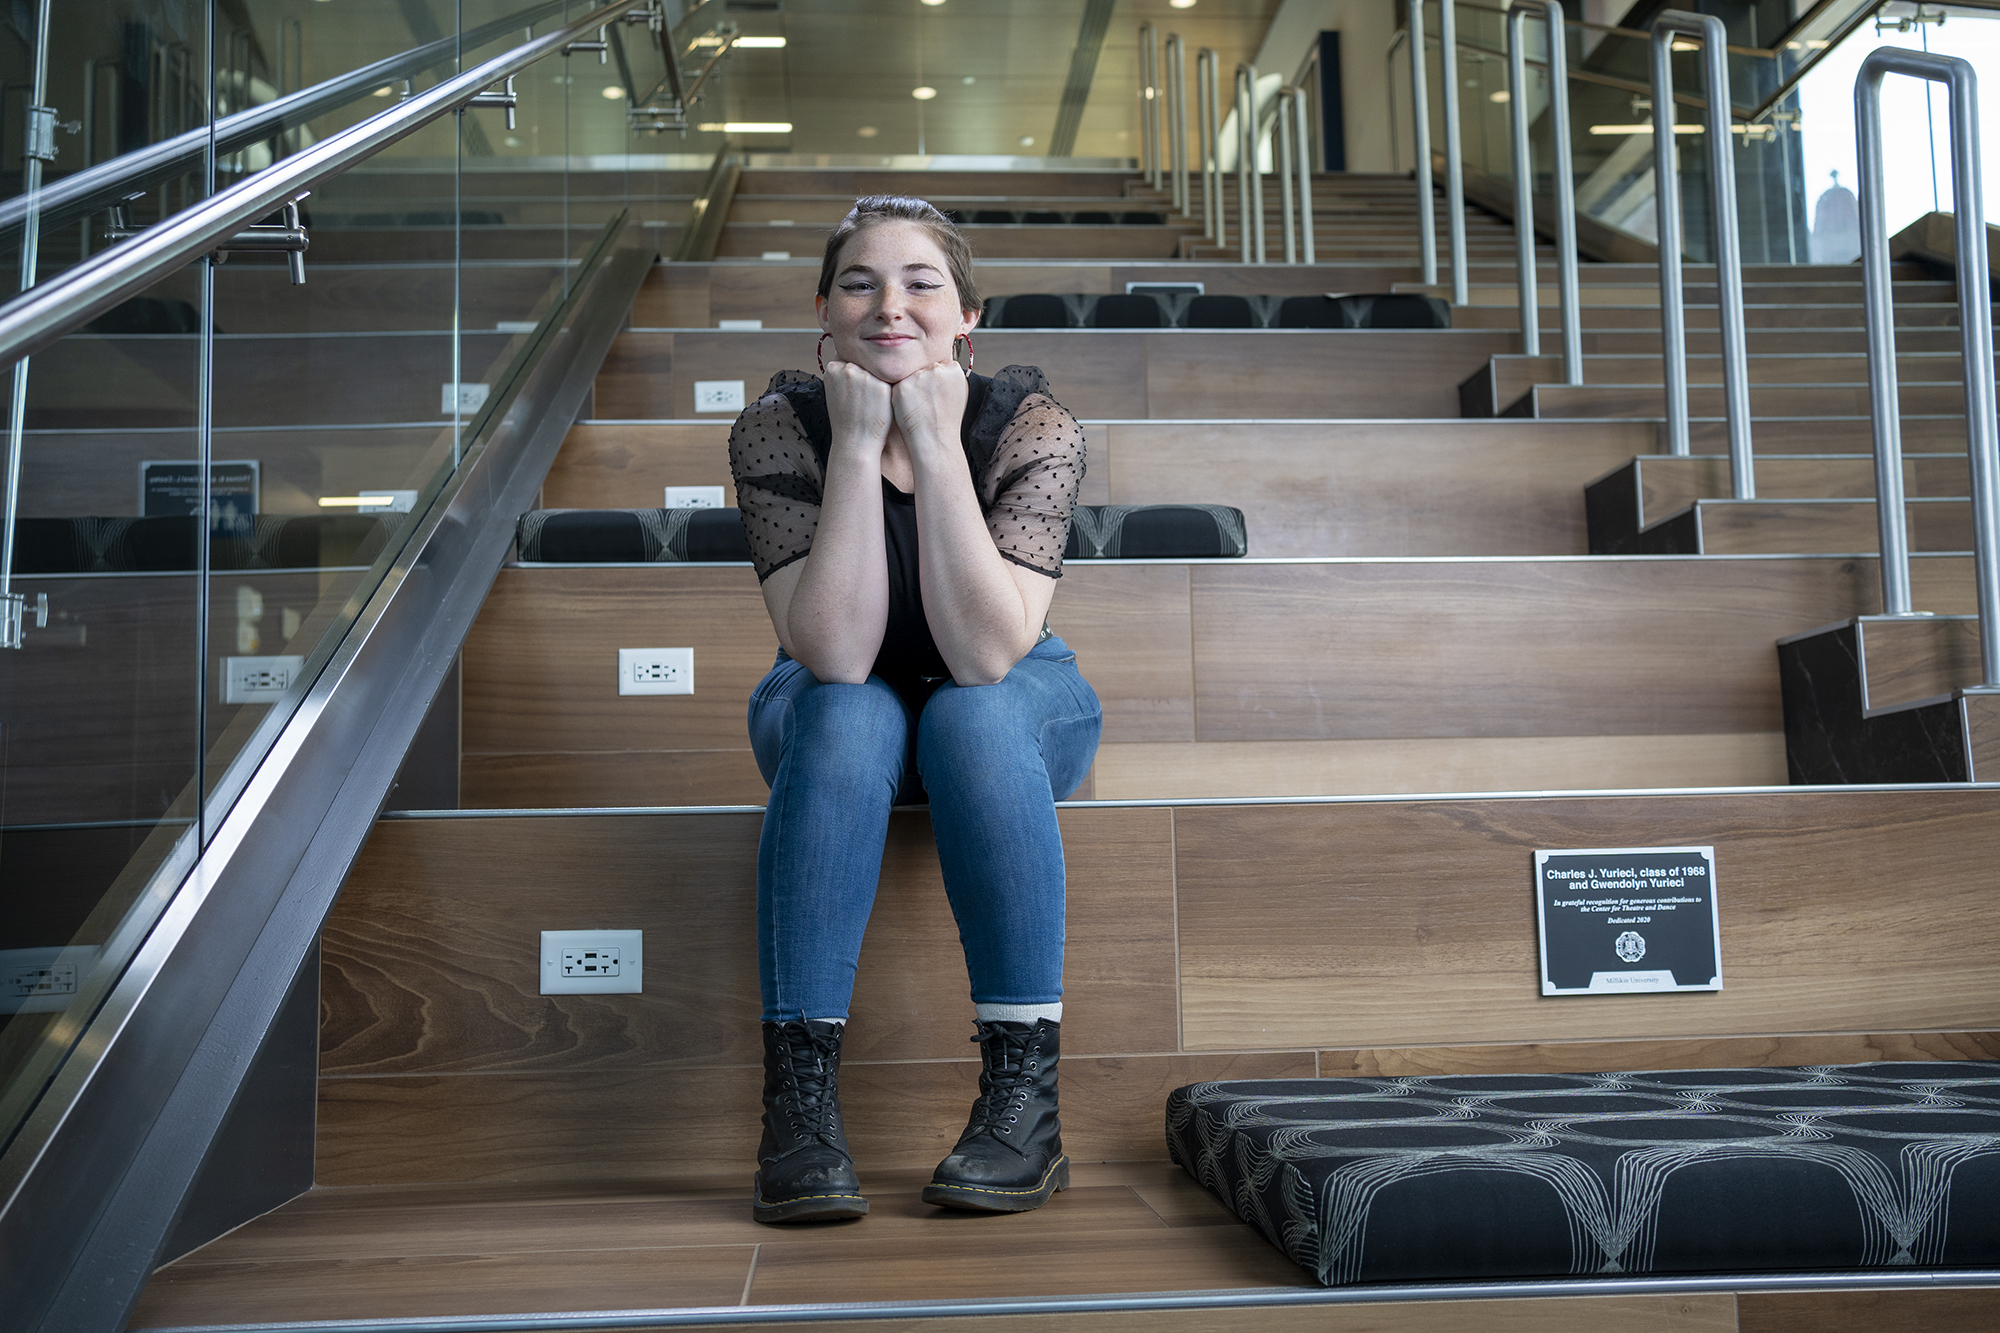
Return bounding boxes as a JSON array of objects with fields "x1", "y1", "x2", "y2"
[
  {"x1": 1534, "y1": 846, "x2": 1721, "y2": 995},
  {"x1": 140, "y1": 460, "x2": 260, "y2": 519}
]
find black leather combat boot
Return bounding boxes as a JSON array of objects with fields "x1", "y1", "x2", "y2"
[
  {"x1": 922, "y1": 1018, "x2": 1069, "y2": 1212},
  {"x1": 752, "y1": 1019, "x2": 868, "y2": 1224}
]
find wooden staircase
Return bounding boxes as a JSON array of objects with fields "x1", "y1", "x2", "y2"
[{"x1": 125, "y1": 166, "x2": 2000, "y2": 1332}]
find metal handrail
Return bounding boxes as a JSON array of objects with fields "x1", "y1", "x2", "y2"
[
  {"x1": 1438, "y1": 0, "x2": 1468, "y2": 306},
  {"x1": 1166, "y1": 34, "x2": 1189, "y2": 216},
  {"x1": 1199, "y1": 49, "x2": 1222, "y2": 246},
  {"x1": 1857, "y1": 48, "x2": 1998, "y2": 682},
  {"x1": 1408, "y1": 0, "x2": 1437, "y2": 286},
  {"x1": 1651, "y1": 10, "x2": 1753, "y2": 492},
  {"x1": 0, "y1": 0, "x2": 578, "y2": 248},
  {"x1": 1508, "y1": 0, "x2": 1581, "y2": 385},
  {"x1": 0, "y1": 0, "x2": 644, "y2": 374}
]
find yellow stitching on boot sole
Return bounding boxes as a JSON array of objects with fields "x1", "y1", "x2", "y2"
[{"x1": 929, "y1": 1156, "x2": 1067, "y2": 1197}]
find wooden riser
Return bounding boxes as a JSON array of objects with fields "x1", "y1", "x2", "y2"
[
  {"x1": 594, "y1": 328, "x2": 1522, "y2": 420},
  {"x1": 1530, "y1": 381, "x2": 1977, "y2": 420},
  {"x1": 456, "y1": 556, "x2": 1951, "y2": 808},
  {"x1": 1420, "y1": 281, "x2": 1968, "y2": 308},
  {"x1": 718, "y1": 224, "x2": 1196, "y2": 261},
  {"x1": 1627, "y1": 455, "x2": 1973, "y2": 516},
  {"x1": 728, "y1": 196, "x2": 1180, "y2": 224},
  {"x1": 1485, "y1": 352, "x2": 1998, "y2": 406},
  {"x1": 1447, "y1": 302, "x2": 1973, "y2": 332},
  {"x1": 543, "y1": 417, "x2": 1655, "y2": 558},
  {"x1": 634, "y1": 260, "x2": 1438, "y2": 328},
  {"x1": 736, "y1": 169, "x2": 1151, "y2": 197},
  {"x1": 18, "y1": 330, "x2": 522, "y2": 429},
  {"x1": 1690, "y1": 499, "x2": 1972, "y2": 556},
  {"x1": 308, "y1": 791, "x2": 2000, "y2": 1189}
]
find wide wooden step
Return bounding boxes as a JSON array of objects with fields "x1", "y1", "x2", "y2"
[
  {"x1": 456, "y1": 554, "x2": 1971, "y2": 808},
  {"x1": 546, "y1": 417, "x2": 1655, "y2": 558},
  {"x1": 124, "y1": 787, "x2": 2000, "y2": 1328},
  {"x1": 718, "y1": 222, "x2": 1194, "y2": 261},
  {"x1": 1528, "y1": 380, "x2": 1977, "y2": 420},
  {"x1": 594, "y1": 327, "x2": 1523, "y2": 420}
]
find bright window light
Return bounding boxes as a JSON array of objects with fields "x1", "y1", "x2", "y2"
[
  {"x1": 734, "y1": 36, "x2": 787, "y2": 47},
  {"x1": 696, "y1": 122, "x2": 794, "y2": 133}
]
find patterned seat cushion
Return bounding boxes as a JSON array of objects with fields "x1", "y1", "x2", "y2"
[
  {"x1": 518, "y1": 505, "x2": 1246, "y2": 564},
  {"x1": 1166, "y1": 1064, "x2": 2000, "y2": 1286}
]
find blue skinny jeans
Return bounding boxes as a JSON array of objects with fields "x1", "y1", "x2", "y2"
[{"x1": 747, "y1": 636, "x2": 1102, "y2": 1023}]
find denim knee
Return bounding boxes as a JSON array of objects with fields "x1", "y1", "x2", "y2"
[{"x1": 751, "y1": 665, "x2": 911, "y2": 790}]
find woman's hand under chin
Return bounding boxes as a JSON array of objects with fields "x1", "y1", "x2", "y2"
[
  {"x1": 821, "y1": 358, "x2": 894, "y2": 460},
  {"x1": 889, "y1": 358, "x2": 970, "y2": 456}
]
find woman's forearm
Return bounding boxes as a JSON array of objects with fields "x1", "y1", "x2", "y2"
[
  {"x1": 781, "y1": 445, "x2": 890, "y2": 683},
  {"x1": 909, "y1": 447, "x2": 1044, "y2": 686}
]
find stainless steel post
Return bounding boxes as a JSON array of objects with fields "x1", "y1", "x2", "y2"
[
  {"x1": 1200, "y1": 50, "x2": 1222, "y2": 246},
  {"x1": 1167, "y1": 35, "x2": 1189, "y2": 215},
  {"x1": 1439, "y1": 0, "x2": 1468, "y2": 306},
  {"x1": 1651, "y1": 11, "x2": 1752, "y2": 488},
  {"x1": 1292, "y1": 81, "x2": 1316, "y2": 264},
  {"x1": 1277, "y1": 89, "x2": 1298, "y2": 263},
  {"x1": 1505, "y1": 5, "x2": 1538, "y2": 356},
  {"x1": 1857, "y1": 49, "x2": 1998, "y2": 676},
  {"x1": 1236, "y1": 63, "x2": 1262, "y2": 263},
  {"x1": 1507, "y1": 1, "x2": 1580, "y2": 381},
  {"x1": 1139, "y1": 23, "x2": 1159, "y2": 190},
  {"x1": 1, "y1": 0, "x2": 54, "y2": 649},
  {"x1": 1409, "y1": 0, "x2": 1437, "y2": 286}
]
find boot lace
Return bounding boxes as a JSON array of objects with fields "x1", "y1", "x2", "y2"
[
  {"x1": 968, "y1": 1025, "x2": 1041, "y2": 1139},
  {"x1": 776, "y1": 1022, "x2": 843, "y2": 1143}
]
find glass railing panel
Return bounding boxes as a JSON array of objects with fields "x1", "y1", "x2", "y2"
[{"x1": 0, "y1": 259, "x2": 210, "y2": 1140}]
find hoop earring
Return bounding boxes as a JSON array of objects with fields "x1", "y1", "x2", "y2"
[
  {"x1": 954, "y1": 333, "x2": 974, "y2": 375},
  {"x1": 816, "y1": 332, "x2": 831, "y2": 374}
]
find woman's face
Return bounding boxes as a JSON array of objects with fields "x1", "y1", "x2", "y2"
[{"x1": 816, "y1": 220, "x2": 978, "y2": 384}]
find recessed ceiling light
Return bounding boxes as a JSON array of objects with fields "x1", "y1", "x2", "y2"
[
  {"x1": 601, "y1": 86, "x2": 625, "y2": 100},
  {"x1": 1019, "y1": 135, "x2": 1035, "y2": 147},
  {"x1": 911, "y1": 86, "x2": 937, "y2": 100},
  {"x1": 962, "y1": 75, "x2": 976, "y2": 84},
  {"x1": 1170, "y1": 0, "x2": 1196, "y2": 7},
  {"x1": 857, "y1": 126, "x2": 879, "y2": 137},
  {"x1": 734, "y1": 35, "x2": 786, "y2": 47},
  {"x1": 695, "y1": 122, "x2": 793, "y2": 133},
  {"x1": 921, "y1": 0, "x2": 947, "y2": 6},
  {"x1": 1489, "y1": 89, "x2": 1510, "y2": 103}
]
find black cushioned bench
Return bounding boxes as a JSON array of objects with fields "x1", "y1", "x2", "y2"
[
  {"x1": 516, "y1": 505, "x2": 1248, "y2": 563},
  {"x1": 981, "y1": 292, "x2": 1451, "y2": 331},
  {"x1": 1166, "y1": 1064, "x2": 2000, "y2": 1286},
  {"x1": 11, "y1": 514, "x2": 400, "y2": 573}
]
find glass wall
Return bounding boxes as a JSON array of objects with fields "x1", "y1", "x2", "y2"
[
  {"x1": 0, "y1": 0, "x2": 719, "y2": 1156},
  {"x1": 1403, "y1": 0, "x2": 1995, "y2": 268}
]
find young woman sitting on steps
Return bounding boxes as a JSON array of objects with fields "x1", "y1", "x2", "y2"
[{"x1": 727, "y1": 196, "x2": 1102, "y2": 1225}]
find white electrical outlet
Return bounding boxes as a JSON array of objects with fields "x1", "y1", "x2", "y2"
[
  {"x1": 664, "y1": 486, "x2": 724, "y2": 509},
  {"x1": 618, "y1": 647, "x2": 693, "y2": 696},
  {"x1": 692, "y1": 380, "x2": 745, "y2": 413},
  {"x1": 441, "y1": 382, "x2": 491, "y2": 414},
  {"x1": 0, "y1": 946, "x2": 96, "y2": 1014},
  {"x1": 223, "y1": 654, "x2": 305, "y2": 704},
  {"x1": 716, "y1": 318, "x2": 763, "y2": 330},
  {"x1": 540, "y1": 929, "x2": 643, "y2": 995}
]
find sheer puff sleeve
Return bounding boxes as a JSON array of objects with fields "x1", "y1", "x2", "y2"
[
  {"x1": 727, "y1": 382, "x2": 826, "y2": 583},
  {"x1": 979, "y1": 388, "x2": 1086, "y2": 578}
]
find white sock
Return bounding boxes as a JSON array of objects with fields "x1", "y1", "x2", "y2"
[
  {"x1": 806, "y1": 1016, "x2": 846, "y2": 1027},
  {"x1": 975, "y1": 1002, "x2": 1062, "y2": 1026}
]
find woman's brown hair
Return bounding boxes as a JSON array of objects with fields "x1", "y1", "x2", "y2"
[{"x1": 816, "y1": 196, "x2": 983, "y2": 314}]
